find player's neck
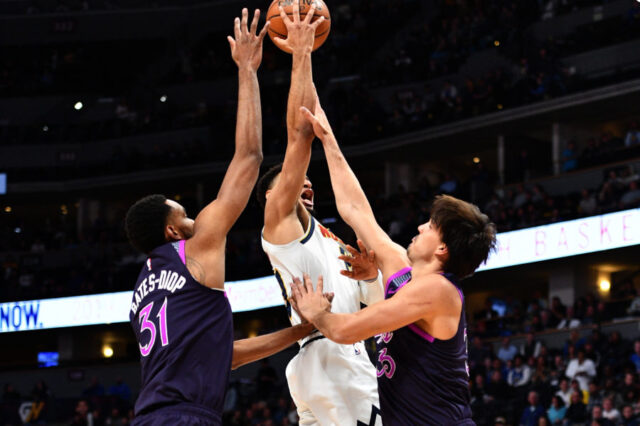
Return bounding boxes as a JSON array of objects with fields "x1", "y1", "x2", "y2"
[
  {"x1": 296, "y1": 203, "x2": 311, "y2": 229},
  {"x1": 411, "y1": 258, "x2": 443, "y2": 277}
]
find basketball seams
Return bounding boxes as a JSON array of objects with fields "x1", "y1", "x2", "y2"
[{"x1": 267, "y1": 13, "x2": 331, "y2": 21}]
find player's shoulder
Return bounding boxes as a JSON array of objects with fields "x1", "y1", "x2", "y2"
[{"x1": 410, "y1": 273, "x2": 460, "y2": 301}]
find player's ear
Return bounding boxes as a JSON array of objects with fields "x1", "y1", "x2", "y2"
[
  {"x1": 265, "y1": 188, "x2": 272, "y2": 200},
  {"x1": 165, "y1": 224, "x2": 181, "y2": 241},
  {"x1": 435, "y1": 243, "x2": 448, "y2": 258}
]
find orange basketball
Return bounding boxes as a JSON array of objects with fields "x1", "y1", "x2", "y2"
[{"x1": 267, "y1": 0, "x2": 331, "y2": 53}]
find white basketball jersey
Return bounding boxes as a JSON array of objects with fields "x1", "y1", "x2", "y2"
[{"x1": 261, "y1": 215, "x2": 384, "y2": 332}]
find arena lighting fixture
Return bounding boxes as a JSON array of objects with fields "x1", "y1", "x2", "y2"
[
  {"x1": 160, "y1": 95, "x2": 167, "y2": 103},
  {"x1": 4, "y1": 206, "x2": 11, "y2": 213},
  {"x1": 74, "y1": 102, "x2": 83, "y2": 110},
  {"x1": 42, "y1": 125, "x2": 49, "y2": 132},
  {"x1": 473, "y1": 157, "x2": 480, "y2": 164},
  {"x1": 102, "y1": 345, "x2": 114, "y2": 358},
  {"x1": 494, "y1": 40, "x2": 500, "y2": 47},
  {"x1": 599, "y1": 279, "x2": 611, "y2": 292}
]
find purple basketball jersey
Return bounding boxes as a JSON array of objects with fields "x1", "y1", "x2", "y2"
[
  {"x1": 129, "y1": 240, "x2": 232, "y2": 424},
  {"x1": 375, "y1": 267, "x2": 474, "y2": 426}
]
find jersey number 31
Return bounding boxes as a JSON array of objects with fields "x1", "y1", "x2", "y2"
[{"x1": 138, "y1": 297, "x2": 170, "y2": 356}]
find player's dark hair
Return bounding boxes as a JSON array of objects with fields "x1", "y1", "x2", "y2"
[
  {"x1": 256, "y1": 163, "x2": 284, "y2": 210},
  {"x1": 125, "y1": 194, "x2": 172, "y2": 254},
  {"x1": 430, "y1": 194, "x2": 497, "y2": 279}
]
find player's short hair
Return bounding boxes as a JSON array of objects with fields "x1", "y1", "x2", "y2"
[
  {"x1": 430, "y1": 194, "x2": 497, "y2": 278},
  {"x1": 125, "y1": 194, "x2": 171, "y2": 254},
  {"x1": 256, "y1": 163, "x2": 283, "y2": 210}
]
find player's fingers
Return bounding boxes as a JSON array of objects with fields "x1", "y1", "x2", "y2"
[
  {"x1": 250, "y1": 9, "x2": 260, "y2": 35},
  {"x1": 303, "y1": 3, "x2": 316, "y2": 24},
  {"x1": 324, "y1": 292, "x2": 334, "y2": 303},
  {"x1": 291, "y1": 277, "x2": 303, "y2": 296},
  {"x1": 241, "y1": 8, "x2": 249, "y2": 34},
  {"x1": 258, "y1": 21, "x2": 270, "y2": 41},
  {"x1": 368, "y1": 249, "x2": 376, "y2": 262},
  {"x1": 356, "y1": 239, "x2": 367, "y2": 253},
  {"x1": 316, "y1": 275, "x2": 324, "y2": 294},
  {"x1": 227, "y1": 36, "x2": 236, "y2": 52},
  {"x1": 292, "y1": 0, "x2": 300, "y2": 23},
  {"x1": 339, "y1": 270, "x2": 354, "y2": 278},
  {"x1": 337, "y1": 255, "x2": 353, "y2": 263},
  {"x1": 311, "y1": 15, "x2": 325, "y2": 30},
  {"x1": 299, "y1": 106, "x2": 316, "y2": 123},
  {"x1": 233, "y1": 17, "x2": 241, "y2": 39},
  {"x1": 278, "y1": 6, "x2": 290, "y2": 25},
  {"x1": 302, "y1": 273, "x2": 313, "y2": 293},
  {"x1": 344, "y1": 244, "x2": 360, "y2": 257}
]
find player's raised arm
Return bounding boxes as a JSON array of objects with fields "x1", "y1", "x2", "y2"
[
  {"x1": 300, "y1": 98, "x2": 409, "y2": 277},
  {"x1": 184, "y1": 9, "x2": 267, "y2": 288},
  {"x1": 263, "y1": 3, "x2": 325, "y2": 244}
]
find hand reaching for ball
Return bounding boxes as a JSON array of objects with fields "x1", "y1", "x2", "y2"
[
  {"x1": 227, "y1": 8, "x2": 269, "y2": 71},
  {"x1": 267, "y1": 0, "x2": 331, "y2": 54}
]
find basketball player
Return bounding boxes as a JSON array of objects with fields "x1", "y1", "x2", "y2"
[
  {"x1": 124, "y1": 10, "x2": 316, "y2": 426},
  {"x1": 256, "y1": 3, "x2": 384, "y2": 425},
  {"x1": 290, "y1": 95, "x2": 497, "y2": 425}
]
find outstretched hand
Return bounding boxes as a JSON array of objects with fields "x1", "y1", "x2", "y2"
[
  {"x1": 228, "y1": 8, "x2": 269, "y2": 71},
  {"x1": 290, "y1": 274, "x2": 332, "y2": 324},
  {"x1": 299, "y1": 95, "x2": 334, "y2": 141},
  {"x1": 272, "y1": 1, "x2": 325, "y2": 55},
  {"x1": 339, "y1": 239, "x2": 378, "y2": 281}
]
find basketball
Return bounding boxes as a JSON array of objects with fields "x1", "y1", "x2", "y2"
[{"x1": 267, "y1": 0, "x2": 331, "y2": 53}]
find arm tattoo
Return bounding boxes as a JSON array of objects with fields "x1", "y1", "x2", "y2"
[{"x1": 186, "y1": 256, "x2": 207, "y2": 284}]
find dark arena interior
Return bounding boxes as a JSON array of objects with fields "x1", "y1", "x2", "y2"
[{"x1": 2, "y1": 0, "x2": 640, "y2": 425}]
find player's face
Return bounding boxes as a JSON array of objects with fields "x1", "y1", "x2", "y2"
[
  {"x1": 407, "y1": 220, "x2": 444, "y2": 263},
  {"x1": 165, "y1": 200, "x2": 195, "y2": 240}
]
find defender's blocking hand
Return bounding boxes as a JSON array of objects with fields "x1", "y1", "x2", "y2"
[{"x1": 228, "y1": 8, "x2": 269, "y2": 71}]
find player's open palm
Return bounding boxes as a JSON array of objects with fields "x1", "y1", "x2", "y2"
[
  {"x1": 339, "y1": 239, "x2": 378, "y2": 281},
  {"x1": 290, "y1": 274, "x2": 331, "y2": 324},
  {"x1": 228, "y1": 8, "x2": 269, "y2": 71},
  {"x1": 272, "y1": 2, "x2": 325, "y2": 55}
]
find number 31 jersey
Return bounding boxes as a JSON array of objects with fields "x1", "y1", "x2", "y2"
[{"x1": 129, "y1": 240, "x2": 232, "y2": 421}]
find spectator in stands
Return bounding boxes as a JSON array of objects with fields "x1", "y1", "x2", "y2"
[
  {"x1": 566, "y1": 347, "x2": 597, "y2": 392},
  {"x1": 520, "y1": 390, "x2": 545, "y2": 426},
  {"x1": 508, "y1": 355, "x2": 532, "y2": 388},
  {"x1": 70, "y1": 398, "x2": 94, "y2": 426},
  {"x1": 602, "y1": 397, "x2": 621, "y2": 423},
  {"x1": 498, "y1": 337, "x2": 519, "y2": 362},
  {"x1": 521, "y1": 332, "x2": 543, "y2": 358},
  {"x1": 565, "y1": 391, "x2": 588, "y2": 425},
  {"x1": 83, "y1": 376, "x2": 104, "y2": 397},
  {"x1": 578, "y1": 189, "x2": 597, "y2": 217},
  {"x1": 620, "y1": 181, "x2": 640, "y2": 209},
  {"x1": 108, "y1": 376, "x2": 131, "y2": 403},
  {"x1": 587, "y1": 381, "x2": 605, "y2": 413},
  {"x1": 255, "y1": 359, "x2": 278, "y2": 400},
  {"x1": 621, "y1": 405, "x2": 639, "y2": 426},
  {"x1": 546, "y1": 395, "x2": 566, "y2": 425},
  {"x1": 476, "y1": 299, "x2": 499, "y2": 321},
  {"x1": 631, "y1": 340, "x2": 640, "y2": 372},
  {"x1": 557, "y1": 306, "x2": 582, "y2": 329},
  {"x1": 625, "y1": 122, "x2": 640, "y2": 147},
  {"x1": 562, "y1": 141, "x2": 578, "y2": 172},
  {"x1": 590, "y1": 404, "x2": 616, "y2": 426}
]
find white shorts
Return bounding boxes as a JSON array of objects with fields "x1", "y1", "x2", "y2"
[{"x1": 285, "y1": 337, "x2": 381, "y2": 426}]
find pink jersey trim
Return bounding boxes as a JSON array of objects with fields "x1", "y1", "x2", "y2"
[
  {"x1": 385, "y1": 266, "x2": 412, "y2": 293},
  {"x1": 408, "y1": 324, "x2": 435, "y2": 342},
  {"x1": 178, "y1": 240, "x2": 186, "y2": 265}
]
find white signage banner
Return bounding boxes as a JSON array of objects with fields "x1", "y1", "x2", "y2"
[
  {"x1": 0, "y1": 276, "x2": 284, "y2": 333},
  {"x1": 478, "y1": 207, "x2": 640, "y2": 271},
  {"x1": 3, "y1": 208, "x2": 639, "y2": 333}
]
